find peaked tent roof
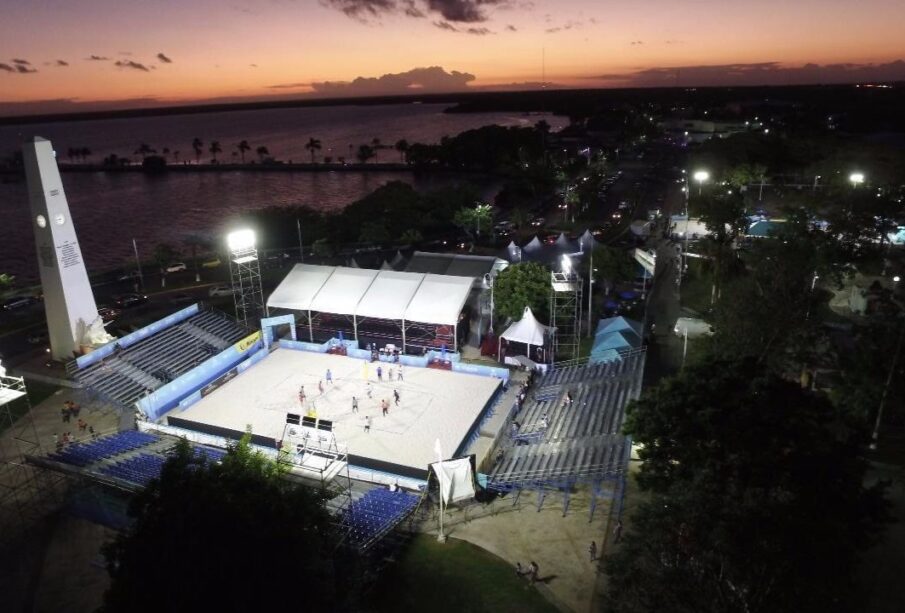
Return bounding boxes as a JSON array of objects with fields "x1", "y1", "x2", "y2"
[
  {"x1": 404, "y1": 251, "x2": 505, "y2": 278},
  {"x1": 266, "y1": 264, "x2": 336, "y2": 312},
  {"x1": 380, "y1": 260, "x2": 394, "y2": 271},
  {"x1": 595, "y1": 316, "x2": 642, "y2": 340},
  {"x1": 500, "y1": 307, "x2": 554, "y2": 347},
  {"x1": 356, "y1": 270, "x2": 424, "y2": 320},
  {"x1": 404, "y1": 274, "x2": 474, "y2": 326},
  {"x1": 578, "y1": 229, "x2": 598, "y2": 251},
  {"x1": 555, "y1": 232, "x2": 575, "y2": 250},
  {"x1": 390, "y1": 250, "x2": 407, "y2": 269},
  {"x1": 523, "y1": 236, "x2": 543, "y2": 252},
  {"x1": 309, "y1": 267, "x2": 379, "y2": 315}
]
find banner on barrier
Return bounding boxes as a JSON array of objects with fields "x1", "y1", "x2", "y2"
[
  {"x1": 200, "y1": 366, "x2": 239, "y2": 398},
  {"x1": 234, "y1": 331, "x2": 262, "y2": 353}
]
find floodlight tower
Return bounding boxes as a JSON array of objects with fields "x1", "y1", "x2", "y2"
[
  {"x1": 550, "y1": 254, "x2": 583, "y2": 362},
  {"x1": 227, "y1": 229, "x2": 264, "y2": 327}
]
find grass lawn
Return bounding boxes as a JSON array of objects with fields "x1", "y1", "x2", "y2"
[
  {"x1": 370, "y1": 535, "x2": 558, "y2": 613},
  {"x1": 679, "y1": 259, "x2": 713, "y2": 316}
]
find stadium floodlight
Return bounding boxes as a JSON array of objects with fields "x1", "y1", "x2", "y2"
[
  {"x1": 561, "y1": 254, "x2": 572, "y2": 274},
  {"x1": 894, "y1": 275, "x2": 901, "y2": 283},
  {"x1": 227, "y1": 229, "x2": 256, "y2": 252},
  {"x1": 849, "y1": 172, "x2": 865, "y2": 187},
  {"x1": 693, "y1": 170, "x2": 709, "y2": 195}
]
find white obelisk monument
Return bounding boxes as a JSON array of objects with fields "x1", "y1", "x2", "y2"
[{"x1": 23, "y1": 137, "x2": 104, "y2": 360}]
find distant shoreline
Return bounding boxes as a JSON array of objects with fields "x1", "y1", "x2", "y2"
[{"x1": 0, "y1": 161, "x2": 487, "y2": 175}]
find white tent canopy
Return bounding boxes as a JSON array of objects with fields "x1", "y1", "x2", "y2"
[
  {"x1": 579, "y1": 229, "x2": 598, "y2": 251},
  {"x1": 266, "y1": 264, "x2": 336, "y2": 312},
  {"x1": 267, "y1": 266, "x2": 473, "y2": 327},
  {"x1": 403, "y1": 274, "x2": 473, "y2": 326},
  {"x1": 523, "y1": 236, "x2": 543, "y2": 252},
  {"x1": 500, "y1": 307, "x2": 553, "y2": 348},
  {"x1": 356, "y1": 270, "x2": 424, "y2": 320}
]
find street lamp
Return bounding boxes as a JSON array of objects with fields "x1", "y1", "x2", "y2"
[
  {"x1": 561, "y1": 254, "x2": 572, "y2": 275},
  {"x1": 849, "y1": 172, "x2": 865, "y2": 187},
  {"x1": 693, "y1": 170, "x2": 709, "y2": 196}
]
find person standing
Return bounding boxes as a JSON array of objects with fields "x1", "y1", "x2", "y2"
[
  {"x1": 318, "y1": 380, "x2": 324, "y2": 395},
  {"x1": 364, "y1": 416, "x2": 371, "y2": 433},
  {"x1": 393, "y1": 389, "x2": 400, "y2": 407},
  {"x1": 377, "y1": 365, "x2": 383, "y2": 381},
  {"x1": 528, "y1": 561, "x2": 539, "y2": 583},
  {"x1": 588, "y1": 540, "x2": 597, "y2": 562},
  {"x1": 613, "y1": 519, "x2": 623, "y2": 543},
  {"x1": 298, "y1": 385, "x2": 306, "y2": 406},
  {"x1": 326, "y1": 369, "x2": 333, "y2": 384},
  {"x1": 397, "y1": 366, "x2": 404, "y2": 382},
  {"x1": 381, "y1": 399, "x2": 389, "y2": 416},
  {"x1": 366, "y1": 382, "x2": 373, "y2": 399},
  {"x1": 351, "y1": 396, "x2": 359, "y2": 413},
  {"x1": 388, "y1": 368, "x2": 394, "y2": 382}
]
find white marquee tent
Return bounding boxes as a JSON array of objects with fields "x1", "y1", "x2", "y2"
[
  {"x1": 498, "y1": 307, "x2": 554, "y2": 359},
  {"x1": 267, "y1": 265, "x2": 474, "y2": 351}
]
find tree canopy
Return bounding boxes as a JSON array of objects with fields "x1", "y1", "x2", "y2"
[
  {"x1": 102, "y1": 436, "x2": 358, "y2": 612},
  {"x1": 493, "y1": 262, "x2": 550, "y2": 325},
  {"x1": 606, "y1": 358, "x2": 889, "y2": 613}
]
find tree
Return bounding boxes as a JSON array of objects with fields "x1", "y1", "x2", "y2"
[
  {"x1": 725, "y1": 163, "x2": 768, "y2": 190},
  {"x1": 256, "y1": 145, "x2": 270, "y2": 162},
  {"x1": 237, "y1": 140, "x2": 251, "y2": 163},
  {"x1": 102, "y1": 435, "x2": 358, "y2": 611},
  {"x1": 356, "y1": 144, "x2": 375, "y2": 164},
  {"x1": 370, "y1": 137, "x2": 382, "y2": 162},
  {"x1": 453, "y1": 203, "x2": 493, "y2": 242},
  {"x1": 394, "y1": 139, "x2": 409, "y2": 163},
  {"x1": 607, "y1": 358, "x2": 889, "y2": 613},
  {"x1": 358, "y1": 221, "x2": 390, "y2": 244},
  {"x1": 184, "y1": 234, "x2": 209, "y2": 283},
  {"x1": 399, "y1": 228, "x2": 422, "y2": 243},
  {"x1": 0, "y1": 273, "x2": 15, "y2": 299},
  {"x1": 509, "y1": 207, "x2": 531, "y2": 234},
  {"x1": 134, "y1": 143, "x2": 156, "y2": 158},
  {"x1": 79, "y1": 146, "x2": 92, "y2": 163},
  {"x1": 493, "y1": 262, "x2": 550, "y2": 324},
  {"x1": 208, "y1": 141, "x2": 222, "y2": 163},
  {"x1": 586, "y1": 245, "x2": 634, "y2": 295},
  {"x1": 191, "y1": 137, "x2": 203, "y2": 164},
  {"x1": 152, "y1": 243, "x2": 178, "y2": 288},
  {"x1": 304, "y1": 138, "x2": 322, "y2": 163}
]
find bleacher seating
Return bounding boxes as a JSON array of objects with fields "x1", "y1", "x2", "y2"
[
  {"x1": 101, "y1": 453, "x2": 167, "y2": 486},
  {"x1": 49, "y1": 431, "x2": 159, "y2": 468},
  {"x1": 340, "y1": 488, "x2": 420, "y2": 549},
  {"x1": 489, "y1": 350, "x2": 645, "y2": 490},
  {"x1": 73, "y1": 309, "x2": 250, "y2": 409}
]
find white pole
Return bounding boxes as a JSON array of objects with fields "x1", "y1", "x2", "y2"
[
  {"x1": 132, "y1": 238, "x2": 144, "y2": 291},
  {"x1": 297, "y1": 218, "x2": 304, "y2": 262},
  {"x1": 682, "y1": 327, "x2": 688, "y2": 370},
  {"x1": 587, "y1": 249, "x2": 593, "y2": 338},
  {"x1": 434, "y1": 438, "x2": 446, "y2": 542}
]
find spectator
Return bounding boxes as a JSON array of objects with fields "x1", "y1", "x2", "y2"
[
  {"x1": 77, "y1": 418, "x2": 87, "y2": 433},
  {"x1": 589, "y1": 540, "x2": 597, "y2": 562},
  {"x1": 613, "y1": 519, "x2": 623, "y2": 543},
  {"x1": 529, "y1": 561, "x2": 539, "y2": 583}
]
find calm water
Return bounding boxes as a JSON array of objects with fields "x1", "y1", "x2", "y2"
[{"x1": 0, "y1": 103, "x2": 566, "y2": 281}]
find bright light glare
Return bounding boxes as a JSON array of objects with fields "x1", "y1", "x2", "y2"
[
  {"x1": 561, "y1": 255, "x2": 572, "y2": 274},
  {"x1": 894, "y1": 276, "x2": 901, "y2": 283},
  {"x1": 227, "y1": 229, "x2": 256, "y2": 252},
  {"x1": 693, "y1": 170, "x2": 710, "y2": 183},
  {"x1": 849, "y1": 172, "x2": 865, "y2": 185}
]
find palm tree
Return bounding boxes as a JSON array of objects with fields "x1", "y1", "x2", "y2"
[
  {"x1": 162, "y1": 147, "x2": 170, "y2": 160},
  {"x1": 192, "y1": 138, "x2": 203, "y2": 164},
  {"x1": 66, "y1": 147, "x2": 75, "y2": 163},
  {"x1": 304, "y1": 138, "x2": 322, "y2": 163},
  {"x1": 209, "y1": 141, "x2": 222, "y2": 163},
  {"x1": 80, "y1": 147, "x2": 92, "y2": 163},
  {"x1": 184, "y1": 234, "x2": 208, "y2": 283},
  {"x1": 370, "y1": 138, "x2": 382, "y2": 162},
  {"x1": 356, "y1": 144, "x2": 375, "y2": 164},
  {"x1": 394, "y1": 139, "x2": 409, "y2": 163},
  {"x1": 256, "y1": 145, "x2": 269, "y2": 162},
  {"x1": 135, "y1": 143, "x2": 156, "y2": 158},
  {"x1": 172, "y1": 150, "x2": 180, "y2": 163},
  {"x1": 237, "y1": 140, "x2": 251, "y2": 163}
]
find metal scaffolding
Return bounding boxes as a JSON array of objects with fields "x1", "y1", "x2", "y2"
[
  {"x1": 229, "y1": 246, "x2": 265, "y2": 327},
  {"x1": 0, "y1": 374, "x2": 65, "y2": 548},
  {"x1": 550, "y1": 270, "x2": 583, "y2": 362}
]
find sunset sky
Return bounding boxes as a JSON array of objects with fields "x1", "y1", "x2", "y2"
[{"x1": 2, "y1": 0, "x2": 904, "y2": 115}]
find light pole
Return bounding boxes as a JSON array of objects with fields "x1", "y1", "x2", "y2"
[
  {"x1": 812, "y1": 175, "x2": 821, "y2": 193},
  {"x1": 849, "y1": 172, "x2": 865, "y2": 188},
  {"x1": 434, "y1": 438, "x2": 447, "y2": 543},
  {"x1": 693, "y1": 170, "x2": 709, "y2": 196}
]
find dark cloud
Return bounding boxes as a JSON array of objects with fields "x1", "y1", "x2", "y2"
[
  {"x1": 56, "y1": 59, "x2": 69, "y2": 66},
  {"x1": 4, "y1": 63, "x2": 38, "y2": 74},
  {"x1": 593, "y1": 60, "x2": 905, "y2": 88},
  {"x1": 0, "y1": 63, "x2": 14, "y2": 73},
  {"x1": 323, "y1": 0, "x2": 512, "y2": 23},
  {"x1": 12, "y1": 58, "x2": 30, "y2": 65},
  {"x1": 505, "y1": 24, "x2": 516, "y2": 31},
  {"x1": 630, "y1": 40, "x2": 644, "y2": 46},
  {"x1": 114, "y1": 60, "x2": 150, "y2": 72},
  {"x1": 465, "y1": 26, "x2": 492, "y2": 35},
  {"x1": 119, "y1": 51, "x2": 132, "y2": 56},
  {"x1": 157, "y1": 52, "x2": 173, "y2": 63},
  {"x1": 87, "y1": 55, "x2": 109, "y2": 61},
  {"x1": 267, "y1": 82, "x2": 310, "y2": 90},
  {"x1": 433, "y1": 20, "x2": 458, "y2": 31},
  {"x1": 309, "y1": 65, "x2": 475, "y2": 96},
  {"x1": 250, "y1": 64, "x2": 258, "y2": 68},
  {"x1": 545, "y1": 19, "x2": 581, "y2": 34}
]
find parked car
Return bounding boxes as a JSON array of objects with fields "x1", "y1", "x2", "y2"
[
  {"x1": 208, "y1": 285, "x2": 236, "y2": 298},
  {"x1": 116, "y1": 270, "x2": 141, "y2": 282},
  {"x1": 530, "y1": 217, "x2": 546, "y2": 227},
  {"x1": 97, "y1": 306, "x2": 121, "y2": 322},
  {"x1": 114, "y1": 293, "x2": 148, "y2": 309},
  {"x1": 165, "y1": 262, "x2": 187, "y2": 273},
  {"x1": 169, "y1": 292, "x2": 195, "y2": 304},
  {"x1": 2, "y1": 295, "x2": 38, "y2": 311}
]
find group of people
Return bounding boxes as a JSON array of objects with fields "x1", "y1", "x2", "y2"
[
  {"x1": 60, "y1": 399, "x2": 81, "y2": 422},
  {"x1": 515, "y1": 560, "x2": 540, "y2": 582},
  {"x1": 55, "y1": 400, "x2": 97, "y2": 450}
]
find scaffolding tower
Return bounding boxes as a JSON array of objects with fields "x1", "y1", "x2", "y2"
[
  {"x1": 228, "y1": 237, "x2": 265, "y2": 327},
  {"x1": 0, "y1": 373, "x2": 65, "y2": 548},
  {"x1": 550, "y1": 270, "x2": 583, "y2": 361}
]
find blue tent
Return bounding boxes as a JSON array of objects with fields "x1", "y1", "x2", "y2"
[{"x1": 590, "y1": 316, "x2": 642, "y2": 364}]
